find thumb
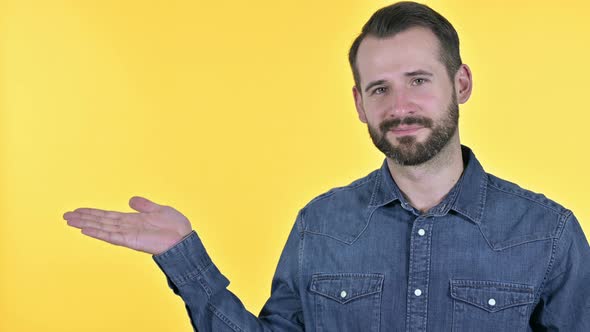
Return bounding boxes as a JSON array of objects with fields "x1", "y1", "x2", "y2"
[{"x1": 129, "y1": 196, "x2": 162, "y2": 213}]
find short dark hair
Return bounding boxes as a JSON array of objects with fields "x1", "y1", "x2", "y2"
[{"x1": 348, "y1": 1, "x2": 462, "y2": 93}]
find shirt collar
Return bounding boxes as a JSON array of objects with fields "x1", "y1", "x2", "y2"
[{"x1": 369, "y1": 145, "x2": 487, "y2": 224}]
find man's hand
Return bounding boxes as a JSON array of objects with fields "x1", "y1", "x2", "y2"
[{"x1": 63, "y1": 196, "x2": 193, "y2": 255}]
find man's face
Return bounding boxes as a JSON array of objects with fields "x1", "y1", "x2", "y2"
[{"x1": 353, "y1": 27, "x2": 461, "y2": 166}]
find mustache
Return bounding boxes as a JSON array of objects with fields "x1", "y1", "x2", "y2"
[{"x1": 379, "y1": 116, "x2": 433, "y2": 133}]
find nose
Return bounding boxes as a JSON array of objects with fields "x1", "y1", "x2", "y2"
[{"x1": 388, "y1": 88, "x2": 417, "y2": 117}]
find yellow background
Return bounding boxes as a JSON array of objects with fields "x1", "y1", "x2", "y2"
[{"x1": 1, "y1": 0, "x2": 588, "y2": 331}]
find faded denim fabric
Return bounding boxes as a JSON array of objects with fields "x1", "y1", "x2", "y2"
[{"x1": 152, "y1": 145, "x2": 590, "y2": 331}]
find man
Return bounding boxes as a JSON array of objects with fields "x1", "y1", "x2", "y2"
[{"x1": 63, "y1": 1, "x2": 590, "y2": 331}]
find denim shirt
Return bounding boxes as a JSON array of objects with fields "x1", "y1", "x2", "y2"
[{"x1": 153, "y1": 145, "x2": 590, "y2": 331}]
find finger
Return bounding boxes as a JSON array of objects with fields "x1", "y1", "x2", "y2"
[
  {"x1": 70, "y1": 208, "x2": 124, "y2": 220},
  {"x1": 81, "y1": 228, "x2": 127, "y2": 247},
  {"x1": 67, "y1": 218, "x2": 124, "y2": 233},
  {"x1": 129, "y1": 196, "x2": 161, "y2": 213},
  {"x1": 64, "y1": 211, "x2": 128, "y2": 227}
]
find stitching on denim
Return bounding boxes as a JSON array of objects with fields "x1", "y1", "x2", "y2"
[
  {"x1": 422, "y1": 220, "x2": 433, "y2": 329},
  {"x1": 310, "y1": 273, "x2": 384, "y2": 304},
  {"x1": 442, "y1": 171, "x2": 465, "y2": 210},
  {"x1": 315, "y1": 288, "x2": 322, "y2": 332},
  {"x1": 303, "y1": 230, "x2": 354, "y2": 245},
  {"x1": 349, "y1": 207, "x2": 376, "y2": 244},
  {"x1": 477, "y1": 174, "x2": 488, "y2": 222},
  {"x1": 154, "y1": 231, "x2": 199, "y2": 259},
  {"x1": 369, "y1": 170, "x2": 381, "y2": 207},
  {"x1": 172, "y1": 258, "x2": 214, "y2": 286},
  {"x1": 301, "y1": 206, "x2": 373, "y2": 245},
  {"x1": 311, "y1": 272, "x2": 385, "y2": 279},
  {"x1": 473, "y1": 173, "x2": 560, "y2": 251},
  {"x1": 476, "y1": 222, "x2": 497, "y2": 251},
  {"x1": 450, "y1": 280, "x2": 534, "y2": 312},
  {"x1": 168, "y1": 237, "x2": 214, "y2": 286},
  {"x1": 298, "y1": 211, "x2": 305, "y2": 308},
  {"x1": 375, "y1": 273, "x2": 383, "y2": 332},
  {"x1": 311, "y1": 289, "x2": 382, "y2": 304},
  {"x1": 172, "y1": 269, "x2": 199, "y2": 286},
  {"x1": 306, "y1": 171, "x2": 376, "y2": 208},
  {"x1": 196, "y1": 273, "x2": 213, "y2": 297},
  {"x1": 452, "y1": 172, "x2": 487, "y2": 224},
  {"x1": 533, "y1": 210, "x2": 571, "y2": 308},
  {"x1": 206, "y1": 303, "x2": 244, "y2": 332},
  {"x1": 449, "y1": 170, "x2": 467, "y2": 213},
  {"x1": 487, "y1": 174, "x2": 566, "y2": 209},
  {"x1": 487, "y1": 233, "x2": 554, "y2": 251},
  {"x1": 405, "y1": 217, "x2": 417, "y2": 331},
  {"x1": 451, "y1": 294, "x2": 457, "y2": 332},
  {"x1": 369, "y1": 168, "x2": 402, "y2": 208},
  {"x1": 451, "y1": 279, "x2": 535, "y2": 290},
  {"x1": 487, "y1": 182, "x2": 563, "y2": 214},
  {"x1": 453, "y1": 298, "x2": 532, "y2": 312}
]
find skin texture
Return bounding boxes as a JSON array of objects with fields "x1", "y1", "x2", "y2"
[
  {"x1": 63, "y1": 26, "x2": 473, "y2": 254},
  {"x1": 352, "y1": 27, "x2": 472, "y2": 212},
  {"x1": 63, "y1": 196, "x2": 192, "y2": 255}
]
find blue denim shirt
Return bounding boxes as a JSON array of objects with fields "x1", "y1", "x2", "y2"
[{"x1": 153, "y1": 145, "x2": 590, "y2": 331}]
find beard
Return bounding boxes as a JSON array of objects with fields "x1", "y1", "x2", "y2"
[{"x1": 367, "y1": 91, "x2": 459, "y2": 166}]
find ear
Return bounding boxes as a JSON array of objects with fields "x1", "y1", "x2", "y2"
[
  {"x1": 352, "y1": 85, "x2": 368, "y2": 123},
  {"x1": 454, "y1": 64, "x2": 473, "y2": 104}
]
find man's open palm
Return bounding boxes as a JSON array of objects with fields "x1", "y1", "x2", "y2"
[{"x1": 63, "y1": 196, "x2": 193, "y2": 255}]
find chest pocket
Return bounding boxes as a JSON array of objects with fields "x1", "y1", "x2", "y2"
[
  {"x1": 310, "y1": 273, "x2": 383, "y2": 332},
  {"x1": 450, "y1": 279, "x2": 534, "y2": 332}
]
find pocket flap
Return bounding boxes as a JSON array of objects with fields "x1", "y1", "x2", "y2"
[
  {"x1": 310, "y1": 273, "x2": 384, "y2": 304},
  {"x1": 450, "y1": 279, "x2": 534, "y2": 313}
]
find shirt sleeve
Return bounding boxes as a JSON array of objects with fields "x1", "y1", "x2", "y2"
[
  {"x1": 152, "y1": 211, "x2": 305, "y2": 332},
  {"x1": 531, "y1": 211, "x2": 590, "y2": 331}
]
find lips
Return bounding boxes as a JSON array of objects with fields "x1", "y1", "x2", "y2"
[{"x1": 390, "y1": 125, "x2": 424, "y2": 135}]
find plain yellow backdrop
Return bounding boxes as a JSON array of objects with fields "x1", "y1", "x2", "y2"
[{"x1": 1, "y1": 0, "x2": 588, "y2": 331}]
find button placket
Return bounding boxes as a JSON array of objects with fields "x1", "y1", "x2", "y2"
[{"x1": 406, "y1": 216, "x2": 434, "y2": 331}]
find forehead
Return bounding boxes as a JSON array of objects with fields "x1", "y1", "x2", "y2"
[{"x1": 356, "y1": 27, "x2": 445, "y2": 84}]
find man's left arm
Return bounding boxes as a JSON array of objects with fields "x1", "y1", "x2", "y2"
[{"x1": 530, "y1": 211, "x2": 590, "y2": 331}]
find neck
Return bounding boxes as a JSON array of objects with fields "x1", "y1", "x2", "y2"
[{"x1": 386, "y1": 133, "x2": 464, "y2": 213}]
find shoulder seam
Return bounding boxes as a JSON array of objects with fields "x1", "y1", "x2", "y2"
[
  {"x1": 487, "y1": 181, "x2": 563, "y2": 214},
  {"x1": 298, "y1": 210, "x2": 305, "y2": 301},
  {"x1": 534, "y1": 210, "x2": 573, "y2": 306},
  {"x1": 304, "y1": 171, "x2": 377, "y2": 207}
]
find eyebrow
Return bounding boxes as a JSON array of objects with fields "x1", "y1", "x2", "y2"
[
  {"x1": 405, "y1": 70, "x2": 434, "y2": 77},
  {"x1": 364, "y1": 79, "x2": 387, "y2": 93},
  {"x1": 363, "y1": 70, "x2": 434, "y2": 93}
]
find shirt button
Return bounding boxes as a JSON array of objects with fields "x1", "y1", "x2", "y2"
[
  {"x1": 340, "y1": 291, "x2": 347, "y2": 298},
  {"x1": 418, "y1": 229, "x2": 425, "y2": 236},
  {"x1": 488, "y1": 298, "x2": 496, "y2": 306},
  {"x1": 414, "y1": 289, "x2": 422, "y2": 296}
]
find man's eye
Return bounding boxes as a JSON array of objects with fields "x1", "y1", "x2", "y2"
[
  {"x1": 412, "y1": 78, "x2": 428, "y2": 86},
  {"x1": 373, "y1": 87, "x2": 387, "y2": 95}
]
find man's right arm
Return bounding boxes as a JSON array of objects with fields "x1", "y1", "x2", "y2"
[{"x1": 152, "y1": 211, "x2": 305, "y2": 332}]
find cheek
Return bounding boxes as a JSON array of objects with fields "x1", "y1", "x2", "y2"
[
  {"x1": 361, "y1": 98, "x2": 387, "y2": 120},
  {"x1": 415, "y1": 90, "x2": 446, "y2": 114}
]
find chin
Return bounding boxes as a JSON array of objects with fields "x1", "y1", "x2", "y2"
[{"x1": 394, "y1": 134, "x2": 428, "y2": 146}]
